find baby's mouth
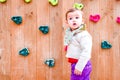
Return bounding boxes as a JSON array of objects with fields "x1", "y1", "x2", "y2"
[{"x1": 73, "y1": 23, "x2": 77, "y2": 26}]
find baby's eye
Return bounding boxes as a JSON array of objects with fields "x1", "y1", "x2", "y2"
[
  {"x1": 76, "y1": 17, "x2": 79, "y2": 19},
  {"x1": 69, "y1": 18, "x2": 72, "y2": 20}
]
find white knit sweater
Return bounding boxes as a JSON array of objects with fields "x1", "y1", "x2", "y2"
[{"x1": 64, "y1": 26, "x2": 92, "y2": 72}]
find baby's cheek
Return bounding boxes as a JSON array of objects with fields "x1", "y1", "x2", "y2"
[{"x1": 68, "y1": 20, "x2": 72, "y2": 24}]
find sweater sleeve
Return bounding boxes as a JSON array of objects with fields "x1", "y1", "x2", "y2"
[
  {"x1": 64, "y1": 28, "x2": 72, "y2": 46},
  {"x1": 64, "y1": 28, "x2": 69, "y2": 46},
  {"x1": 75, "y1": 34, "x2": 92, "y2": 72}
]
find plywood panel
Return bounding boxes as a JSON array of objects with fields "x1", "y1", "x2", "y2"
[
  {"x1": 0, "y1": 0, "x2": 11, "y2": 79},
  {"x1": 49, "y1": 0, "x2": 63, "y2": 80},
  {"x1": 0, "y1": 0, "x2": 120, "y2": 80},
  {"x1": 99, "y1": 0, "x2": 114, "y2": 80},
  {"x1": 36, "y1": 0, "x2": 50, "y2": 80},
  {"x1": 23, "y1": 0, "x2": 37, "y2": 80},
  {"x1": 113, "y1": 1, "x2": 120, "y2": 80},
  {"x1": 10, "y1": 0, "x2": 25, "y2": 80}
]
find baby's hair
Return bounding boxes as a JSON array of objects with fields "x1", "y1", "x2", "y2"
[{"x1": 65, "y1": 8, "x2": 83, "y2": 20}]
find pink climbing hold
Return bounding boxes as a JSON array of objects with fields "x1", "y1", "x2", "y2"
[
  {"x1": 89, "y1": 14, "x2": 100, "y2": 22},
  {"x1": 116, "y1": 16, "x2": 120, "y2": 23}
]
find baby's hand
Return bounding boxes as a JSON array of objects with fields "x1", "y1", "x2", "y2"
[{"x1": 74, "y1": 69, "x2": 82, "y2": 75}]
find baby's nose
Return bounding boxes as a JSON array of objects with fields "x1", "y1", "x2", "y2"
[{"x1": 73, "y1": 19, "x2": 76, "y2": 22}]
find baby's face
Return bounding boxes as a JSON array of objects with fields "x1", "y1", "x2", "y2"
[{"x1": 67, "y1": 10, "x2": 82, "y2": 31}]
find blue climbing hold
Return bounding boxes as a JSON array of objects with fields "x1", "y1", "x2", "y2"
[
  {"x1": 45, "y1": 58, "x2": 55, "y2": 67},
  {"x1": 101, "y1": 40, "x2": 112, "y2": 49},
  {"x1": 19, "y1": 48, "x2": 29, "y2": 56},
  {"x1": 39, "y1": 26, "x2": 49, "y2": 34},
  {"x1": 11, "y1": 16, "x2": 22, "y2": 25}
]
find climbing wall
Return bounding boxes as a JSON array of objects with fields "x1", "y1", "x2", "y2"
[{"x1": 0, "y1": 0, "x2": 120, "y2": 80}]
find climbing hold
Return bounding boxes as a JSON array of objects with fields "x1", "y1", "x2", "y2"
[
  {"x1": 24, "y1": 0, "x2": 31, "y2": 3},
  {"x1": 73, "y1": 3, "x2": 84, "y2": 10},
  {"x1": 49, "y1": 0, "x2": 58, "y2": 6},
  {"x1": 0, "y1": 0, "x2": 6, "y2": 3},
  {"x1": 39, "y1": 26, "x2": 49, "y2": 34},
  {"x1": 11, "y1": 16, "x2": 22, "y2": 25},
  {"x1": 19, "y1": 48, "x2": 29, "y2": 56},
  {"x1": 45, "y1": 58, "x2": 55, "y2": 67},
  {"x1": 101, "y1": 40, "x2": 112, "y2": 49},
  {"x1": 116, "y1": 16, "x2": 120, "y2": 24},
  {"x1": 89, "y1": 14, "x2": 100, "y2": 22}
]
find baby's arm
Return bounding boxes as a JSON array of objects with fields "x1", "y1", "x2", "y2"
[{"x1": 75, "y1": 33, "x2": 92, "y2": 73}]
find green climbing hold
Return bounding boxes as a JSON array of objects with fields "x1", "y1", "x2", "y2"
[
  {"x1": 73, "y1": 3, "x2": 84, "y2": 10},
  {"x1": 24, "y1": 0, "x2": 31, "y2": 3},
  {"x1": 11, "y1": 16, "x2": 22, "y2": 25},
  {"x1": 49, "y1": 0, "x2": 58, "y2": 6},
  {"x1": 0, "y1": 0, "x2": 6, "y2": 3},
  {"x1": 39, "y1": 26, "x2": 49, "y2": 34},
  {"x1": 19, "y1": 48, "x2": 29, "y2": 56},
  {"x1": 101, "y1": 40, "x2": 112, "y2": 49},
  {"x1": 45, "y1": 58, "x2": 55, "y2": 67}
]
